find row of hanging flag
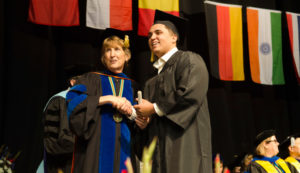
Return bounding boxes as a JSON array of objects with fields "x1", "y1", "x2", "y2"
[
  {"x1": 204, "y1": 1, "x2": 300, "y2": 85},
  {"x1": 27, "y1": 0, "x2": 300, "y2": 85},
  {"x1": 27, "y1": 0, "x2": 179, "y2": 36}
]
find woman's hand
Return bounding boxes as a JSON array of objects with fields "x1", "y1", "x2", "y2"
[
  {"x1": 99, "y1": 95, "x2": 132, "y2": 115},
  {"x1": 114, "y1": 97, "x2": 132, "y2": 115}
]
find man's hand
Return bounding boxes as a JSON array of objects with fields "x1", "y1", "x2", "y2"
[
  {"x1": 133, "y1": 99, "x2": 155, "y2": 117},
  {"x1": 135, "y1": 116, "x2": 150, "y2": 130}
]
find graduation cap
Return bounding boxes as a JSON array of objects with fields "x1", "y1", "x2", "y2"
[
  {"x1": 254, "y1": 129, "x2": 276, "y2": 147},
  {"x1": 100, "y1": 28, "x2": 131, "y2": 48},
  {"x1": 153, "y1": 9, "x2": 189, "y2": 47},
  {"x1": 279, "y1": 133, "x2": 300, "y2": 151}
]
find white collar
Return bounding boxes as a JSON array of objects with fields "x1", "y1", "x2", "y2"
[{"x1": 153, "y1": 47, "x2": 178, "y2": 73}]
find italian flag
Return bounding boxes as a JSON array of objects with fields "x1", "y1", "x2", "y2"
[
  {"x1": 286, "y1": 11, "x2": 300, "y2": 84},
  {"x1": 138, "y1": 0, "x2": 179, "y2": 36},
  {"x1": 86, "y1": 0, "x2": 132, "y2": 31},
  {"x1": 247, "y1": 7, "x2": 285, "y2": 85},
  {"x1": 204, "y1": 1, "x2": 244, "y2": 81}
]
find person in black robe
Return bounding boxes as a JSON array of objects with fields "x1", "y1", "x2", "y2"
[
  {"x1": 67, "y1": 35, "x2": 144, "y2": 173},
  {"x1": 42, "y1": 88, "x2": 75, "y2": 173},
  {"x1": 39, "y1": 71, "x2": 84, "y2": 173},
  {"x1": 280, "y1": 133, "x2": 300, "y2": 173},
  {"x1": 134, "y1": 10, "x2": 212, "y2": 173},
  {"x1": 248, "y1": 130, "x2": 294, "y2": 173}
]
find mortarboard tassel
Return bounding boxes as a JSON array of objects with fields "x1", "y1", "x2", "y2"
[
  {"x1": 150, "y1": 52, "x2": 155, "y2": 62},
  {"x1": 124, "y1": 35, "x2": 130, "y2": 48}
]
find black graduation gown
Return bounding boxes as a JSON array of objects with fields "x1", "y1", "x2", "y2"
[
  {"x1": 142, "y1": 51, "x2": 212, "y2": 173},
  {"x1": 68, "y1": 72, "x2": 139, "y2": 173},
  {"x1": 43, "y1": 90, "x2": 74, "y2": 173}
]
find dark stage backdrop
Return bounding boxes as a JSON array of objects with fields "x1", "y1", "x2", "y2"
[{"x1": 1, "y1": 0, "x2": 300, "y2": 172}]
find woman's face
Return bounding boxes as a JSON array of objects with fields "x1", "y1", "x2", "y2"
[
  {"x1": 103, "y1": 44, "x2": 129, "y2": 74},
  {"x1": 264, "y1": 135, "x2": 279, "y2": 157}
]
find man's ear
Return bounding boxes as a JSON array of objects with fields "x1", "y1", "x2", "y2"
[{"x1": 172, "y1": 34, "x2": 178, "y2": 44}]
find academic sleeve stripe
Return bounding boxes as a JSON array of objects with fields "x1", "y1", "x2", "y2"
[
  {"x1": 66, "y1": 84, "x2": 88, "y2": 119},
  {"x1": 67, "y1": 94, "x2": 87, "y2": 119}
]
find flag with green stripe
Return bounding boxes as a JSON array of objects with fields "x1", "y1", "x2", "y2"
[{"x1": 247, "y1": 7, "x2": 285, "y2": 85}]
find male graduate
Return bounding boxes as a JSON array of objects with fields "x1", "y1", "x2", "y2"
[
  {"x1": 134, "y1": 10, "x2": 212, "y2": 173},
  {"x1": 280, "y1": 133, "x2": 300, "y2": 173}
]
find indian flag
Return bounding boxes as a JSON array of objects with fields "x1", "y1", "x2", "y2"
[
  {"x1": 247, "y1": 7, "x2": 285, "y2": 85},
  {"x1": 286, "y1": 11, "x2": 300, "y2": 84},
  {"x1": 138, "y1": 0, "x2": 179, "y2": 36},
  {"x1": 86, "y1": 0, "x2": 132, "y2": 31},
  {"x1": 204, "y1": 1, "x2": 244, "y2": 81}
]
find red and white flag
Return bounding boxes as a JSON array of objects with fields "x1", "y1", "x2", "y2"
[
  {"x1": 86, "y1": 0, "x2": 132, "y2": 31},
  {"x1": 286, "y1": 11, "x2": 300, "y2": 84}
]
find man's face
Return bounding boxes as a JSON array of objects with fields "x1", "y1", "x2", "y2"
[
  {"x1": 289, "y1": 138, "x2": 300, "y2": 158},
  {"x1": 148, "y1": 24, "x2": 177, "y2": 58}
]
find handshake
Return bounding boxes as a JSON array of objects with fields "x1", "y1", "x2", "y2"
[{"x1": 102, "y1": 91, "x2": 154, "y2": 129}]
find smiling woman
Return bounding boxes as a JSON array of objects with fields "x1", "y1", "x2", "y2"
[
  {"x1": 101, "y1": 36, "x2": 131, "y2": 74},
  {"x1": 65, "y1": 35, "x2": 146, "y2": 173}
]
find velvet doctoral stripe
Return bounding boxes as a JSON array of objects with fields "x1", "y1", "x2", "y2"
[
  {"x1": 99, "y1": 72, "x2": 132, "y2": 173},
  {"x1": 66, "y1": 84, "x2": 88, "y2": 119}
]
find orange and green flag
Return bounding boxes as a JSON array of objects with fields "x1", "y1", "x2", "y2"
[
  {"x1": 204, "y1": 1, "x2": 244, "y2": 81},
  {"x1": 138, "y1": 0, "x2": 179, "y2": 36},
  {"x1": 247, "y1": 7, "x2": 284, "y2": 85}
]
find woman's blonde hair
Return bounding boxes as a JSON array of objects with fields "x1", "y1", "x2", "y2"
[
  {"x1": 101, "y1": 35, "x2": 131, "y2": 67},
  {"x1": 255, "y1": 136, "x2": 273, "y2": 156},
  {"x1": 255, "y1": 141, "x2": 266, "y2": 156}
]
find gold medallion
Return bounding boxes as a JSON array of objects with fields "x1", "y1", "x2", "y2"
[{"x1": 113, "y1": 113, "x2": 123, "y2": 123}]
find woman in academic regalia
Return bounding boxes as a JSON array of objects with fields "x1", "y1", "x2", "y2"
[
  {"x1": 248, "y1": 130, "x2": 293, "y2": 173},
  {"x1": 66, "y1": 35, "x2": 145, "y2": 173}
]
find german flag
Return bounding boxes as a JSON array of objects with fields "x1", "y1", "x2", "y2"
[{"x1": 204, "y1": 1, "x2": 244, "y2": 81}]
